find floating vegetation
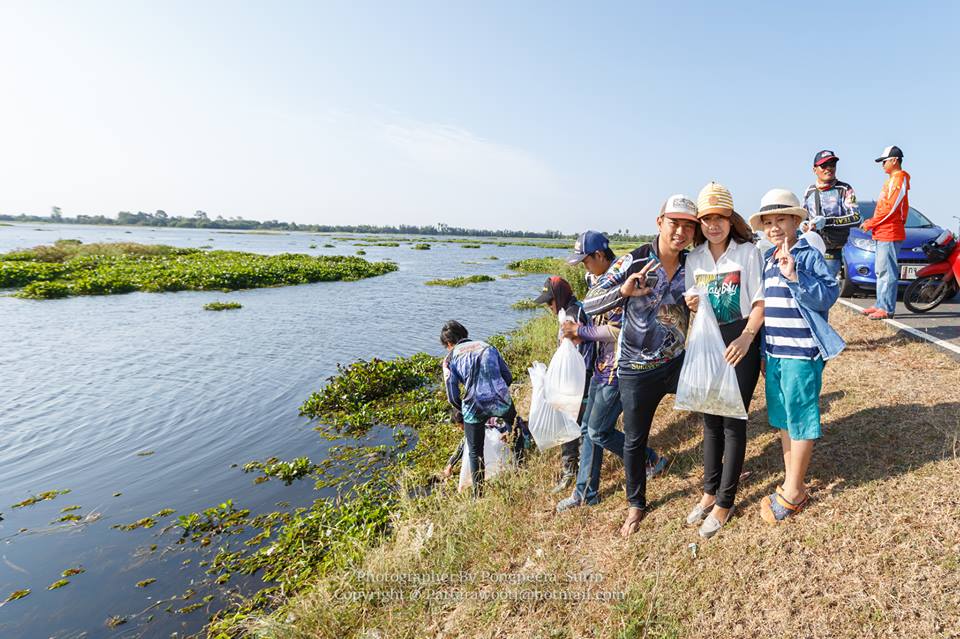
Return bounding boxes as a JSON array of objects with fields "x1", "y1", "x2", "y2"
[
  {"x1": 60, "y1": 505, "x2": 82, "y2": 512},
  {"x1": 243, "y1": 457, "x2": 317, "y2": 485},
  {"x1": 114, "y1": 517, "x2": 157, "y2": 531},
  {"x1": 424, "y1": 274, "x2": 495, "y2": 287},
  {"x1": 412, "y1": 243, "x2": 431, "y2": 250},
  {"x1": 135, "y1": 450, "x2": 154, "y2": 456},
  {"x1": 136, "y1": 578, "x2": 156, "y2": 588},
  {"x1": 47, "y1": 579, "x2": 69, "y2": 590},
  {"x1": 356, "y1": 249, "x2": 366, "y2": 255},
  {"x1": 512, "y1": 298, "x2": 541, "y2": 310},
  {"x1": 461, "y1": 244, "x2": 481, "y2": 248},
  {"x1": 1, "y1": 241, "x2": 397, "y2": 299},
  {"x1": 203, "y1": 301, "x2": 242, "y2": 311},
  {"x1": 4, "y1": 589, "x2": 30, "y2": 603},
  {"x1": 308, "y1": 244, "x2": 317, "y2": 249},
  {"x1": 112, "y1": 492, "x2": 122, "y2": 497},
  {"x1": 507, "y1": 257, "x2": 587, "y2": 297},
  {"x1": 176, "y1": 602, "x2": 205, "y2": 615},
  {"x1": 154, "y1": 508, "x2": 176, "y2": 518},
  {"x1": 176, "y1": 500, "x2": 250, "y2": 540},
  {"x1": 105, "y1": 615, "x2": 127, "y2": 627},
  {"x1": 12, "y1": 489, "x2": 70, "y2": 508},
  {"x1": 199, "y1": 244, "x2": 213, "y2": 249},
  {"x1": 323, "y1": 243, "x2": 335, "y2": 248},
  {"x1": 61, "y1": 567, "x2": 85, "y2": 577},
  {"x1": 53, "y1": 514, "x2": 83, "y2": 523}
]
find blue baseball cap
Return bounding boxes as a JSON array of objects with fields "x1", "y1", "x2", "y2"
[{"x1": 566, "y1": 230, "x2": 610, "y2": 265}]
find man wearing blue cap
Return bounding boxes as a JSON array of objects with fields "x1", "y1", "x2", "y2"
[{"x1": 555, "y1": 231, "x2": 667, "y2": 513}]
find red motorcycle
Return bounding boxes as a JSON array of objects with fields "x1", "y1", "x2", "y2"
[{"x1": 903, "y1": 228, "x2": 960, "y2": 313}]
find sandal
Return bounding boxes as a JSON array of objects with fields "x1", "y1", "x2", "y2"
[
  {"x1": 620, "y1": 507, "x2": 646, "y2": 537},
  {"x1": 760, "y1": 492, "x2": 809, "y2": 524}
]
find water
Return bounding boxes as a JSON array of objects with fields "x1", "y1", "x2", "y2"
[{"x1": 0, "y1": 223, "x2": 561, "y2": 638}]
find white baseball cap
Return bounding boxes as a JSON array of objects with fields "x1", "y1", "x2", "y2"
[{"x1": 659, "y1": 194, "x2": 698, "y2": 222}]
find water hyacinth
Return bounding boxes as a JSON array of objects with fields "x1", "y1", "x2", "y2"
[{"x1": 0, "y1": 241, "x2": 397, "y2": 299}]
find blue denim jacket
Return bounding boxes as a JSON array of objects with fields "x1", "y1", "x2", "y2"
[{"x1": 763, "y1": 238, "x2": 846, "y2": 361}]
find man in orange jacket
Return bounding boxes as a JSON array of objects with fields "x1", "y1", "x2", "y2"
[{"x1": 862, "y1": 145, "x2": 910, "y2": 319}]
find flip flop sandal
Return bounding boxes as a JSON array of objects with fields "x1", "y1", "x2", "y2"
[{"x1": 760, "y1": 492, "x2": 809, "y2": 524}]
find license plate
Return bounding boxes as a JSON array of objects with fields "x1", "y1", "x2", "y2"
[{"x1": 900, "y1": 264, "x2": 926, "y2": 280}]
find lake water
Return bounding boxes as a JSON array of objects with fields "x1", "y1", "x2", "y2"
[{"x1": 0, "y1": 223, "x2": 561, "y2": 638}]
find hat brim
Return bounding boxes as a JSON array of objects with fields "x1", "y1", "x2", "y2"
[
  {"x1": 565, "y1": 252, "x2": 588, "y2": 265},
  {"x1": 749, "y1": 207, "x2": 807, "y2": 230},
  {"x1": 875, "y1": 155, "x2": 901, "y2": 163},
  {"x1": 663, "y1": 211, "x2": 699, "y2": 223},
  {"x1": 697, "y1": 207, "x2": 735, "y2": 219},
  {"x1": 533, "y1": 290, "x2": 554, "y2": 304},
  {"x1": 814, "y1": 157, "x2": 839, "y2": 166}
]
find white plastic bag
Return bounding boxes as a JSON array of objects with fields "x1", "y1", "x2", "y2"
[
  {"x1": 457, "y1": 429, "x2": 514, "y2": 491},
  {"x1": 527, "y1": 361, "x2": 581, "y2": 450},
  {"x1": 544, "y1": 338, "x2": 586, "y2": 418},
  {"x1": 674, "y1": 291, "x2": 748, "y2": 419}
]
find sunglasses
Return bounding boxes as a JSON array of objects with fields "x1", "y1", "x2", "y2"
[{"x1": 817, "y1": 161, "x2": 837, "y2": 170}]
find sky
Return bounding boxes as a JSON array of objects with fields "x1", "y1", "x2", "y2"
[{"x1": 1, "y1": 1, "x2": 958, "y2": 234}]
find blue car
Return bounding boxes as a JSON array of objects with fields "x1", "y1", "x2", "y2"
[{"x1": 839, "y1": 201, "x2": 945, "y2": 297}]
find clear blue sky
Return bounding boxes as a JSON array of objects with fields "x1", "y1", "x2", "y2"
[{"x1": 1, "y1": 1, "x2": 958, "y2": 234}]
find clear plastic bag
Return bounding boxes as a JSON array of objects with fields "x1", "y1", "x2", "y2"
[
  {"x1": 674, "y1": 291, "x2": 748, "y2": 419},
  {"x1": 544, "y1": 338, "x2": 586, "y2": 418},
  {"x1": 457, "y1": 429, "x2": 515, "y2": 492},
  {"x1": 527, "y1": 361, "x2": 581, "y2": 450}
]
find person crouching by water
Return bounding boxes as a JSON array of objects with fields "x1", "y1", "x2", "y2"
[
  {"x1": 683, "y1": 182, "x2": 765, "y2": 538},
  {"x1": 556, "y1": 231, "x2": 668, "y2": 514},
  {"x1": 583, "y1": 194, "x2": 698, "y2": 536},
  {"x1": 440, "y1": 320, "x2": 517, "y2": 497},
  {"x1": 534, "y1": 276, "x2": 595, "y2": 494}
]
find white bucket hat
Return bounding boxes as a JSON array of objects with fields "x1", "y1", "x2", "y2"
[{"x1": 749, "y1": 188, "x2": 807, "y2": 230}]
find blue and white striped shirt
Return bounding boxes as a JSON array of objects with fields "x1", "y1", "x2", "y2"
[{"x1": 763, "y1": 257, "x2": 819, "y2": 360}]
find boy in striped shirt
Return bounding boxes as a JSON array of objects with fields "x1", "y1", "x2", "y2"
[{"x1": 749, "y1": 189, "x2": 846, "y2": 523}]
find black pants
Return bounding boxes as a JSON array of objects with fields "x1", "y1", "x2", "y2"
[
  {"x1": 702, "y1": 319, "x2": 762, "y2": 509},
  {"x1": 464, "y1": 403, "x2": 517, "y2": 497},
  {"x1": 618, "y1": 356, "x2": 684, "y2": 509},
  {"x1": 559, "y1": 396, "x2": 587, "y2": 477}
]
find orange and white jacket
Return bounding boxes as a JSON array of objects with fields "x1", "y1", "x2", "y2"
[{"x1": 864, "y1": 170, "x2": 910, "y2": 242}]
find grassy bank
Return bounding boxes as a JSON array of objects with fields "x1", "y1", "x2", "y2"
[
  {"x1": 0, "y1": 240, "x2": 397, "y2": 298},
  {"x1": 239, "y1": 309, "x2": 960, "y2": 638}
]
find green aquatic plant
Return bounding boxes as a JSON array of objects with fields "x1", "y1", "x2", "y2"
[
  {"x1": 204, "y1": 301, "x2": 242, "y2": 311},
  {"x1": 114, "y1": 517, "x2": 157, "y2": 531},
  {"x1": 412, "y1": 243, "x2": 431, "y2": 250},
  {"x1": 356, "y1": 249, "x2": 366, "y2": 255},
  {"x1": 4, "y1": 589, "x2": 30, "y2": 603},
  {"x1": 309, "y1": 244, "x2": 317, "y2": 249},
  {"x1": 61, "y1": 567, "x2": 85, "y2": 577},
  {"x1": 135, "y1": 450, "x2": 154, "y2": 456},
  {"x1": 60, "y1": 505, "x2": 82, "y2": 512},
  {"x1": 1, "y1": 242, "x2": 397, "y2": 298},
  {"x1": 105, "y1": 615, "x2": 126, "y2": 627},
  {"x1": 12, "y1": 489, "x2": 70, "y2": 508},
  {"x1": 461, "y1": 243, "x2": 481, "y2": 248},
  {"x1": 135, "y1": 578, "x2": 156, "y2": 588},
  {"x1": 53, "y1": 514, "x2": 83, "y2": 523},
  {"x1": 47, "y1": 579, "x2": 69, "y2": 590},
  {"x1": 243, "y1": 457, "x2": 317, "y2": 485},
  {"x1": 507, "y1": 257, "x2": 587, "y2": 297},
  {"x1": 424, "y1": 274, "x2": 495, "y2": 287},
  {"x1": 323, "y1": 243, "x2": 335, "y2": 248},
  {"x1": 511, "y1": 298, "x2": 541, "y2": 310}
]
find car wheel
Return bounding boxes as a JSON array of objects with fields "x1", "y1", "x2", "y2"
[{"x1": 838, "y1": 262, "x2": 858, "y2": 297}]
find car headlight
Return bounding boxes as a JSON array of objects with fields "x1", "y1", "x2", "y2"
[{"x1": 851, "y1": 237, "x2": 877, "y2": 252}]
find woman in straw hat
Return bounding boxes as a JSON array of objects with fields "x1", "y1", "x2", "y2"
[{"x1": 682, "y1": 182, "x2": 765, "y2": 538}]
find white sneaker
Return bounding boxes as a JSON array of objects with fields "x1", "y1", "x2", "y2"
[
  {"x1": 698, "y1": 513, "x2": 725, "y2": 539},
  {"x1": 685, "y1": 503, "x2": 713, "y2": 526}
]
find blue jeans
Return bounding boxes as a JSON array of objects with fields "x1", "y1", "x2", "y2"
[
  {"x1": 823, "y1": 252, "x2": 842, "y2": 280},
  {"x1": 573, "y1": 379, "x2": 657, "y2": 504},
  {"x1": 875, "y1": 240, "x2": 902, "y2": 314}
]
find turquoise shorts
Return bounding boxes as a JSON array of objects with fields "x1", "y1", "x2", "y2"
[{"x1": 764, "y1": 355, "x2": 825, "y2": 441}]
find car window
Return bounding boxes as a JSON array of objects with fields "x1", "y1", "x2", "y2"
[{"x1": 856, "y1": 201, "x2": 934, "y2": 228}]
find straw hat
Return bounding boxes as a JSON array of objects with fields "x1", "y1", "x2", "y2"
[
  {"x1": 696, "y1": 182, "x2": 734, "y2": 218},
  {"x1": 749, "y1": 189, "x2": 807, "y2": 230}
]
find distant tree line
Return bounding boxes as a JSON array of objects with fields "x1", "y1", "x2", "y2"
[
  {"x1": 1, "y1": 208, "x2": 575, "y2": 238},
  {"x1": 2, "y1": 207, "x2": 658, "y2": 242}
]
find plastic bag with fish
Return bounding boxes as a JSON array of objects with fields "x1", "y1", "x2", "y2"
[{"x1": 674, "y1": 290, "x2": 747, "y2": 419}]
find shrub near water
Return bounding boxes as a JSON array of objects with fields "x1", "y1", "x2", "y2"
[{"x1": 0, "y1": 241, "x2": 397, "y2": 299}]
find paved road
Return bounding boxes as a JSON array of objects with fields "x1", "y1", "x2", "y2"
[{"x1": 838, "y1": 291, "x2": 960, "y2": 358}]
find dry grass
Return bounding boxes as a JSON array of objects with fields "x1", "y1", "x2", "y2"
[{"x1": 252, "y1": 309, "x2": 960, "y2": 639}]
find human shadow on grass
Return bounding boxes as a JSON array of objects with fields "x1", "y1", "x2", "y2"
[{"x1": 733, "y1": 400, "x2": 960, "y2": 511}]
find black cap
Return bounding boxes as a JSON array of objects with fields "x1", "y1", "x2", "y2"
[
  {"x1": 813, "y1": 150, "x2": 839, "y2": 166},
  {"x1": 875, "y1": 145, "x2": 904, "y2": 163},
  {"x1": 533, "y1": 277, "x2": 554, "y2": 304}
]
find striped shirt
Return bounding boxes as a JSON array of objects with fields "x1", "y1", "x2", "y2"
[{"x1": 763, "y1": 256, "x2": 819, "y2": 360}]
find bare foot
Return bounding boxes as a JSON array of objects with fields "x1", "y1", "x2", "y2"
[{"x1": 619, "y1": 507, "x2": 645, "y2": 538}]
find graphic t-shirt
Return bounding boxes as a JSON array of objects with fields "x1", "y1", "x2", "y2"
[{"x1": 684, "y1": 240, "x2": 764, "y2": 326}]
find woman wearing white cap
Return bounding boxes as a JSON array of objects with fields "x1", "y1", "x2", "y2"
[{"x1": 682, "y1": 182, "x2": 765, "y2": 538}]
